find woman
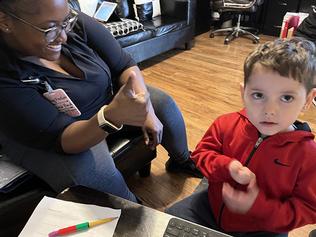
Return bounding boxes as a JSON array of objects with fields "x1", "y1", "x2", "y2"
[{"x1": 0, "y1": 0, "x2": 201, "y2": 202}]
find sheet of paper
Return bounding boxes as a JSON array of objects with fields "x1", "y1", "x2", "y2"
[{"x1": 19, "y1": 196, "x2": 121, "y2": 237}]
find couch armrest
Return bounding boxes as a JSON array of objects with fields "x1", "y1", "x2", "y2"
[{"x1": 160, "y1": 0, "x2": 196, "y2": 26}]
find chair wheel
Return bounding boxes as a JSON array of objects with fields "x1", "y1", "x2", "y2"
[
  {"x1": 209, "y1": 33, "x2": 214, "y2": 38},
  {"x1": 224, "y1": 40, "x2": 229, "y2": 45}
]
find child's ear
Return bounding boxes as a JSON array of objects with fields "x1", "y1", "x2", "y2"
[
  {"x1": 240, "y1": 82, "x2": 245, "y2": 104},
  {"x1": 303, "y1": 88, "x2": 316, "y2": 111}
]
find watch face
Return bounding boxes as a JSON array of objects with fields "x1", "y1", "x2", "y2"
[
  {"x1": 97, "y1": 106, "x2": 122, "y2": 133},
  {"x1": 100, "y1": 123, "x2": 118, "y2": 134}
]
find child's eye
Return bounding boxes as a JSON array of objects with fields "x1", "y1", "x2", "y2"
[
  {"x1": 251, "y1": 92, "x2": 264, "y2": 100},
  {"x1": 281, "y1": 95, "x2": 294, "y2": 102}
]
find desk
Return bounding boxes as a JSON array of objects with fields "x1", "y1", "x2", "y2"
[{"x1": 57, "y1": 186, "x2": 230, "y2": 237}]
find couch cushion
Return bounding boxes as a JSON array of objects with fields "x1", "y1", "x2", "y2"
[
  {"x1": 142, "y1": 15, "x2": 187, "y2": 37},
  {"x1": 106, "y1": 0, "x2": 135, "y2": 19},
  {"x1": 134, "y1": 1, "x2": 153, "y2": 21},
  {"x1": 116, "y1": 30, "x2": 154, "y2": 47},
  {"x1": 133, "y1": 0, "x2": 161, "y2": 18},
  {"x1": 102, "y1": 18, "x2": 144, "y2": 37}
]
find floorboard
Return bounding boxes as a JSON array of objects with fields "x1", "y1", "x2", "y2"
[{"x1": 126, "y1": 33, "x2": 316, "y2": 237}]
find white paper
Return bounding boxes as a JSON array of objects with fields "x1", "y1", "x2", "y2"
[{"x1": 19, "y1": 196, "x2": 121, "y2": 237}]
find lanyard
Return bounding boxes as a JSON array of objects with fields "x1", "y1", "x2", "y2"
[{"x1": 21, "y1": 76, "x2": 53, "y2": 92}]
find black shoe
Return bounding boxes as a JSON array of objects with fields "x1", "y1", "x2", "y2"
[
  {"x1": 165, "y1": 158, "x2": 203, "y2": 178},
  {"x1": 309, "y1": 229, "x2": 316, "y2": 237}
]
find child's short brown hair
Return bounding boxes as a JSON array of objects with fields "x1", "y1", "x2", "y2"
[{"x1": 244, "y1": 37, "x2": 316, "y2": 93}]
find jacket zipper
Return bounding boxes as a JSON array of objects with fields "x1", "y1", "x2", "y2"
[
  {"x1": 217, "y1": 135, "x2": 266, "y2": 229},
  {"x1": 244, "y1": 136, "x2": 264, "y2": 166}
]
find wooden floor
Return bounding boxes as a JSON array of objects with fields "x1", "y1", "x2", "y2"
[{"x1": 126, "y1": 33, "x2": 316, "y2": 237}]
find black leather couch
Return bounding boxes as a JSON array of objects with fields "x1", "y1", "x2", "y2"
[{"x1": 70, "y1": 0, "x2": 196, "y2": 63}]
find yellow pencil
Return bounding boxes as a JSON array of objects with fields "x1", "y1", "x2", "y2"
[{"x1": 48, "y1": 217, "x2": 118, "y2": 236}]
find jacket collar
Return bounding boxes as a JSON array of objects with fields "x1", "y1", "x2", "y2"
[{"x1": 237, "y1": 108, "x2": 314, "y2": 144}]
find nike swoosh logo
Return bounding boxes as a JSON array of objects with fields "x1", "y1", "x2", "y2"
[{"x1": 274, "y1": 159, "x2": 290, "y2": 167}]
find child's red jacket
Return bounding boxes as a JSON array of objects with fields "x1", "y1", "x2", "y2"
[{"x1": 191, "y1": 109, "x2": 316, "y2": 233}]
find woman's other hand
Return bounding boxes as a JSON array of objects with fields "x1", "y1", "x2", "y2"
[
  {"x1": 117, "y1": 65, "x2": 164, "y2": 149},
  {"x1": 104, "y1": 71, "x2": 149, "y2": 127},
  {"x1": 142, "y1": 108, "x2": 163, "y2": 150}
]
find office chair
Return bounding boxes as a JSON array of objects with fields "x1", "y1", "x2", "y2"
[{"x1": 210, "y1": 0, "x2": 263, "y2": 44}]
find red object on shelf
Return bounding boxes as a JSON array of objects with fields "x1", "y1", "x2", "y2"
[
  {"x1": 280, "y1": 15, "x2": 301, "y2": 39},
  {"x1": 280, "y1": 20, "x2": 289, "y2": 39},
  {"x1": 288, "y1": 15, "x2": 300, "y2": 30}
]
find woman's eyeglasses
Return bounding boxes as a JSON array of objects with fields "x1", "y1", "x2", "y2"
[{"x1": 5, "y1": 9, "x2": 78, "y2": 43}]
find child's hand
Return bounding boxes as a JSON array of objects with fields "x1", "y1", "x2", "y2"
[
  {"x1": 222, "y1": 176, "x2": 259, "y2": 214},
  {"x1": 229, "y1": 160, "x2": 253, "y2": 185}
]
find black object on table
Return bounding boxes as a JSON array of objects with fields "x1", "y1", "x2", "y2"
[
  {"x1": 57, "y1": 186, "x2": 231, "y2": 237},
  {"x1": 164, "y1": 218, "x2": 232, "y2": 237}
]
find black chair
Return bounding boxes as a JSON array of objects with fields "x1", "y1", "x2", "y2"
[
  {"x1": 107, "y1": 127, "x2": 156, "y2": 178},
  {"x1": 0, "y1": 128, "x2": 156, "y2": 236},
  {"x1": 210, "y1": 0, "x2": 263, "y2": 44}
]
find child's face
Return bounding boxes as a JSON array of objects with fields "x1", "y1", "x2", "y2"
[{"x1": 241, "y1": 64, "x2": 315, "y2": 136}]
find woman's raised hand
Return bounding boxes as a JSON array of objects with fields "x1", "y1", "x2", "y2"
[{"x1": 103, "y1": 71, "x2": 149, "y2": 127}]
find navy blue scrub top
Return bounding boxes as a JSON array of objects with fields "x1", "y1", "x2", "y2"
[{"x1": 0, "y1": 12, "x2": 136, "y2": 150}]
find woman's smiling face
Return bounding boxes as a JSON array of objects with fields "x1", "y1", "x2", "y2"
[{"x1": 2, "y1": 0, "x2": 70, "y2": 61}]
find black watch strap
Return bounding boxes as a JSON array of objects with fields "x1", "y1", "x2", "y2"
[{"x1": 97, "y1": 106, "x2": 123, "y2": 133}]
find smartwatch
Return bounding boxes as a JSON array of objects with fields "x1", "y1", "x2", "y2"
[{"x1": 97, "y1": 106, "x2": 123, "y2": 133}]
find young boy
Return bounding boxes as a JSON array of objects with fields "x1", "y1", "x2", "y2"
[{"x1": 166, "y1": 38, "x2": 316, "y2": 237}]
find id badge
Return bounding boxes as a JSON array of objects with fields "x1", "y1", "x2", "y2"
[{"x1": 43, "y1": 89, "x2": 81, "y2": 117}]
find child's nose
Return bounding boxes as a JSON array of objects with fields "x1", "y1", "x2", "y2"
[{"x1": 263, "y1": 102, "x2": 277, "y2": 116}]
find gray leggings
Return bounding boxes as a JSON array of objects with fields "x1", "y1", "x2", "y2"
[
  {"x1": 0, "y1": 86, "x2": 189, "y2": 202},
  {"x1": 166, "y1": 189, "x2": 288, "y2": 237}
]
